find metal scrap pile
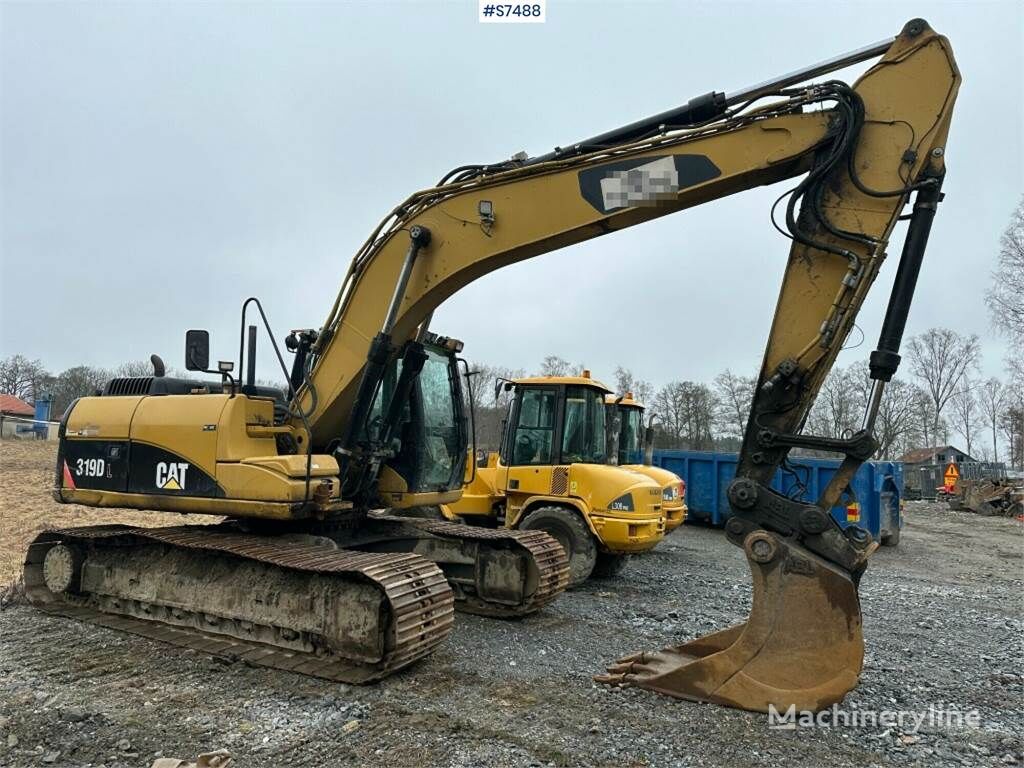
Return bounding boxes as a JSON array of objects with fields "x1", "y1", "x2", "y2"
[{"x1": 948, "y1": 477, "x2": 1024, "y2": 517}]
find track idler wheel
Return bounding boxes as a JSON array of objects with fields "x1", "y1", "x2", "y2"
[
  {"x1": 595, "y1": 531, "x2": 863, "y2": 713},
  {"x1": 42, "y1": 543, "x2": 84, "y2": 594}
]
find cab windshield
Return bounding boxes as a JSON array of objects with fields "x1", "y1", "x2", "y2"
[
  {"x1": 417, "y1": 349, "x2": 462, "y2": 488},
  {"x1": 618, "y1": 406, "x2": 643, "y2": 465},
  {"x1": 366, "y1": 346, "x2": 466, "y2": 492},
  {"x1": 561, "y1": 386, "x2": 607, "y2": 464}
]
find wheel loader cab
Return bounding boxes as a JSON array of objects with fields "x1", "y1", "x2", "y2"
[
  {"x1": 605, "y1": 394, "x2": 688, "y2": 531},
  {"x1": 501, "y1": 380, "x2": 607, "y2": 468},
  {"x1": 612, "y1": 397, "x2": 645, "y2": 467}
]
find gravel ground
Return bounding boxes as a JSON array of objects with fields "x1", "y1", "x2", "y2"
[{"x1": 1, "y1": 482, "x2": 1022, "y2": 766}]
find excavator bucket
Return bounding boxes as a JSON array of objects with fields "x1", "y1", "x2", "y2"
[{"x1": 596, "y1": 531, "x2": 863, "y2": 713}]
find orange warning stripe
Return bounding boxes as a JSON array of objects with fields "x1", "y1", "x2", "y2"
[{"x1": 62, "y1": 460, "x2": 76, "y2": 490}]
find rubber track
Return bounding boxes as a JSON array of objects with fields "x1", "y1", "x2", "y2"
[
  {"x1": 375, "y1": 516, "x2": 570, "y2": 617},
  {"x1": 24, "y1": 524, "x2": 454, "y2": 683}
]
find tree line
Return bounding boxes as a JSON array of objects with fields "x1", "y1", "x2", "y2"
[
  {"x1": 4, "y1": 201, "x2": 1022, "y2": 466},
  {"x1": 2, "y1": 328, "x2": 1020, "y2": 469},
  {"x1": 0, "y1": 357, "x2": 158, "y2": 419},
  {"x1": 463, "y1": 325, "x2": 1023, "y2": 470}
]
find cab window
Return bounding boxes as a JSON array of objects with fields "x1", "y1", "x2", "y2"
[
  {"x1": 618, "y1": 407, "x2": 643, "y2": 465},
  {"x1": 511, "y1": 388, "x2": 556, "y2": 465},
  {"x1": 561, "y1": 386, "x2": 606, "y2": 464}
]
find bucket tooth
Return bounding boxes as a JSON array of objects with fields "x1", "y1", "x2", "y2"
[{"x1": 596, "y1": 531, "x2": 863, "y2": 713}]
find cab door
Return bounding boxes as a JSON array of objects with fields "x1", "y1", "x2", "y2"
[{"x1": 499, "y1": 386, "x2": 560, "y2": 514}]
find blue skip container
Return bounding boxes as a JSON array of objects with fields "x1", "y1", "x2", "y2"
[{"x1": 651, "y1": 450, "x2": 903, "y2": 546}]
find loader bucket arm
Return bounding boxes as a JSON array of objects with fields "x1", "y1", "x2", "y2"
[{"x1": 598, "y1": 19, "x2": 959, "y2": 711}]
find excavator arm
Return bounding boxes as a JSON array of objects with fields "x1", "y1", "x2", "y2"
[{"x1": 292, "y1": 18, "x2": 958, "y2": 711}]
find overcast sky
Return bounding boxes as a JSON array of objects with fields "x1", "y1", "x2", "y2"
[{"x1": 2, "y1": 1, "x2": 1021, "y2": 392}]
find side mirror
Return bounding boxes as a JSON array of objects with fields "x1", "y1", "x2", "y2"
[{"x1": 185, "y1": 330, "x2": 210, "y2": 371}]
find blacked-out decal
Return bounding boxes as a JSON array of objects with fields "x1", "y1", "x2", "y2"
[{"x1": 578, "y1": 154, "x2": 722, "y2": 214}]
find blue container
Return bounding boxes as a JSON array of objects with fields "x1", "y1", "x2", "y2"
[
  {"x1": 33, "y1": 394, "x2": 53, "y2": 439},
  {"x1": 651, "y1": 450, "x2": 903, "y2": 546}
]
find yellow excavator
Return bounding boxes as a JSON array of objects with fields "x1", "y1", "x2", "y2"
[
  {"x1": 605, "y1": 392, "x2": 688, "y2": 531},
  {"x1": 444, "y1": 371, "x2": 666, "y2": 585},
  {"x1": 25, "y1": 19, "x2": 958, "y2": 713}
]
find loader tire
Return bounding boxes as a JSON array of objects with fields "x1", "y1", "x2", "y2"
[
  {"x1": 591, "y1": 552, "x2": 630, "y2": 579},
  {"x1": 518, "y1": 506, "x2": 596, "y2": 587}
]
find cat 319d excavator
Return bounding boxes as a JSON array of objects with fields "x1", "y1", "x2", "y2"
[{"x1": 26, "y1": 19, "x2": 958, "y2": 713}]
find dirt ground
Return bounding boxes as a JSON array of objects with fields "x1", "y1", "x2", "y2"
[{"x1": 1, "y1": 439, "x2": 1022, "y2": 768}]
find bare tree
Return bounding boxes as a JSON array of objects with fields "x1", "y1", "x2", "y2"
[
  {"x1": 612, "y1": 365, "x2": 653, "y2": 405},
  {"x1": 949, "y1": 379, "x2": 978, "y2": 457},
  {"x1": 712, "y1": 369, "x2": 754, "y2": 440},
  {"x1": 986, "y1": 198, "x2": 1024, "y2": 346},
  {"x1": 538, "y1": 355, "x2": 572, "y2": 377},
  {"x1": 464, "y1": 362, "x2": 525, "y2": 452},
  {"x1": 906, "y1": 328, "x2": 980, "y2": 442},
  {"x1": 49, "y1": 366, "x2": 112, "y2": 417},
  {"x1": 843, "y1": 360, "x2": 914, "y2": 457},
  {"x1": 0, "y1": 355, "x2": 49, "y2": 402},
  {"x1": 909, "y1": 384, "x2": 941, "y2": 449},
  {"x1": 652, "y1": 381, "x2": 716, "y2": 450},
  {"x1": 852, "y1": 373, "x2": 920, "y2": 460},
  {"x1": 1002, "y1": 358, "x2": 1024, "y2": 470},
  {"x1": 806, "y1": 365, "x2": 860, "y2": 440},
  {"x1": 978, "y1": 378, "x2": 1005, "y2": 463},
  {"x1": 1000, "y1": 405, "x2": 1024, "y2": 471},
  {"x1": 115, "y1": 360, "x2": 158, "y2": 377}
]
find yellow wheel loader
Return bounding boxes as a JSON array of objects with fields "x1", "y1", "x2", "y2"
[
  {"x1": 26, "y1": 18, "x2": 959, "y2": 713},
  {"x1": 444, "y1": 372, "x2": 665, "y2": 585},
  {"x1": 606, "y1": 393, "x2": 688, "y2": 532}
]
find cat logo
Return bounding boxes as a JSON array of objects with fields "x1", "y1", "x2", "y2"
[{"x1": 156, "y1": 461, "x2": 189, "y2": 491}]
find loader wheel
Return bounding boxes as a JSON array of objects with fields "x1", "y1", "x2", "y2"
[
  {"x1": 591, "y1": 552, "x2": 630, "y2": 579},
  {"x1": 518, "y1": 506, "x2": 596, "y2": 587}
]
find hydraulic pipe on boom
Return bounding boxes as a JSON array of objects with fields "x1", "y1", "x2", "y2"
[{"x1": 527, "y1": 35, "x2": 895, "y2": 166}]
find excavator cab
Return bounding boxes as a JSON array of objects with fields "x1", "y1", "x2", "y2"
[{"x1": 370, "y1": 334, "x2": 470, "y2": 506}]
